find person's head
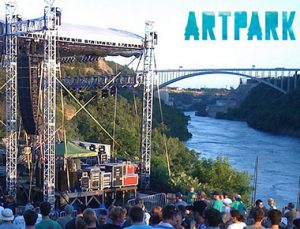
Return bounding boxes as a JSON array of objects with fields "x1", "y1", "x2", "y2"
[
  {"x1": 255, "y1": 199, "x2": 264, "y2": 208},
  {"x1": 23, "y1": 209, "x2": 38, "y2": 227},
  {"x1": 212, "y1": 191, "x2": 221, "y2": 200},
  {"x1": 268, "y1": 209, "x2": 282, "y2": 226},
  {"x1": 174, "y1": 212, "x2": 183, "y2": 229},
  {"x1": 76, "y1": 217, "x2": 87, "y2": 229},
  {"x1": 83, "y1": 208, "x2": 97, "y2": 226},
  {"x1": 176, "y1": 192, "x2": 183, "y2": 201},
  {"x1": 223, "y1": 198, "x2": 232, "y2": 207},
  {"x1": 76, "y1": 205, "x2": 86, "y2": 216},
  {"x1": 162, "y1": 205, "x2": 179, "y2": 225},
  {"x1": 109, "y1": 206, "x2": 126, "y2": 225},
  {"x1": 64, "y1": 204, "x2": 73, "y2": 216},
  {"x1": 97, "y1": 209, "x2": 107, "y2": 225},
  {"x1": 40, "y1": 201, "x2": 52, "y2": 217},
  {"x1": 293, "y1": 218, "x2": 300, "y2": 229},
  {"x1": 223, "y1": 192, "x2": 228, "y2": 199},
  {"x1": 253, "y1": 208, "x2": 265, "y2": 223},
  {"x1": 268, "y1": 198, "x2": 275, "y2": 207},
  {"x1": 0, "y1": 208, "x2": 14, "y2": 223},
  {"x1": 190, "y1": 187, "x2": 195, "y2": 193},
  {"x1": 186, "y1": 200, "x2": 207, "y2": 224},
  {"x1": 150, "y1": 206, "x2": 163, "y2": 226},
  {"x1": 198, "y1": 191, "x2": 207, "y2": 200},
  {"x1": 235, "y1": 194, "x2": 242, "y2": 201},
  {"x1": 129, "y1": 206, "x2": 144, "y2": 224},
  {"x1": 230, "y1": 209, "x2": 244, "y2": 223},
  {"x1": 204, "y1": 208, "x2": 222, "y2": 227},
  {"x1": 287, "y1": 202, "x2": 295, "y2": 210}
]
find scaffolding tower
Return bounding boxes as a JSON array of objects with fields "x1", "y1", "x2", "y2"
[
  {"x1": 43, "y1": 0, "x2": 59, "y2": 205},
  {"x1": 5, "y1": 2, "x2": 18, "y2": 198},
  {"x1": 140, "y1": 21, "x2": 157, "y2": 190}
]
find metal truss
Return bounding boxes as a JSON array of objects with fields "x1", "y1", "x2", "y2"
[
  {"x1": 43, "y1": 0, "x2": 59, "y2": 205},
  {"x1": 140, "y1": 21, "x2": 157, "y2": 190},
  {"x1": 5, "y1": 2, "x2": 18, "y2": 199}
]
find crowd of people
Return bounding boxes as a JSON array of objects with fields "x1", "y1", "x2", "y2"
[{"x1": 0, "y1": 189, "x2": 299, "y2": 229}]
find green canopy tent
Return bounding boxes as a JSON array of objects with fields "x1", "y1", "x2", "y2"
[{"x1": 55, "y1": 141, "x2": 98, "y2": 158}]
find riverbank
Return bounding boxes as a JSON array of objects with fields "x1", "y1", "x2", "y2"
[{"x1": 185, "y1": 112, "x2": 300, "y2": 208}]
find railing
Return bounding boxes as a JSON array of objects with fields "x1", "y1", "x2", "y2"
[{"x1": 127, "y1": 193, "x2": 168, "y2": 211}]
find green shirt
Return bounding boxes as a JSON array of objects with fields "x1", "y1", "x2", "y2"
[
  {"x1": 35, "y1": 219, "x2": 62, "y2": 229},
  {"x1": 231, "y1": 200, "x2": 247, "y2": 215},
  {"x1": 187, "y1": 192, "x2": 197, "y2": 204},
  {"x1": 212, "y1": 200, "x2": 223, "y2": 212}
]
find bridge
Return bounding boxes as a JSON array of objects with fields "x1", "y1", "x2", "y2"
[{"x1": 62, "y1": 68, "x2": 300, "y2": 94}]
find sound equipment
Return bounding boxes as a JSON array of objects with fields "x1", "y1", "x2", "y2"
[
  {"x1": 17, "y1": 54, "x2": 37, "y2": 135},
  {"x1": 105, "y1": 164, "x2": 123, "y2": 187},
  {"x1": 101, "y1": 172, "x2": 111, "y2": 189},
  {"x1": 123, "y1": 174, "x2": 138, "y2": 186},
  {"x1": 90, "y1": 167, "x2": 101, "y2": 190},
  {"x1": 80, "y1": 172, "x2": 90, "y2": 191}
]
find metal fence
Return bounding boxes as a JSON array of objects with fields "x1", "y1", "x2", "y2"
[{"x1": 127, "y1": 193, "x2": 168, "y2": 211}]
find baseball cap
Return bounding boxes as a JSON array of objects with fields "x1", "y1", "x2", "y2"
[{"x1": 186, "y1": 200, "x2": 207, "y2": 213}]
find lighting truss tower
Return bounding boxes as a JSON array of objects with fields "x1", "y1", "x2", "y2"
[
  {"x1": 43, "y1": 0, "x2": 58, "y2": 205},
  {"x1": 5, "y1": 2, "x2": 18, "y2": 198},
  {"x1": 140, "y1": 21, "x2": 157, "y2": 190}
]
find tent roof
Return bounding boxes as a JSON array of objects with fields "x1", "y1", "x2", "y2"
[{"x1": 55, "y1": 141, "x2": 98, "y2": 158}]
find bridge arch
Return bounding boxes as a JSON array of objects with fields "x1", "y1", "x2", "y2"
[{"x1": 158, "y1": 71, "x2": 287, "y2": 94}]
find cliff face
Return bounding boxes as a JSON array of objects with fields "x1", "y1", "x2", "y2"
[
  {"x1": 206, "y1": 82, "x2": 258, "y2": 118},
  {"x1": 217, "y1": 81, "x2": 300, "y2": 137}
]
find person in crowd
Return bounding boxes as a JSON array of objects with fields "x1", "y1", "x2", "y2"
[
  {"x1": 220, "y1": 212, "x2": 231, "y2": 229},
  {"x1": 0, "y1": 208, "x2": 19, "y2": 229},
  {"x1": 123, "y1": 206, "x2": 152, "y2": 229},
  {"x1": 76, "y1": 217, "x2": 87, "y2": 229},
  {"x1": 35, "y1": 201, "x2": 62, "y2": 229},
  {"x1": 82, "y1": 208, "x2": 99, "y2": 229},
  {"x1": 204, "y1": 208, "x2": 222, "y2": 229},
  {"x1": 65, "y1": 205, "x2": 86, "y2": 229},
  {"x1": 97, "y1": 209, "x2": 107, "y2": 227},
  {"x1": 175, "y1": 193, "x2": 188, "y2": 208},
  {"x1": 173, "y1": 211, "x2": 184, "y2": 229},
  {"x1": 230, "y1": 195, "x2": 246, "y2": 216},
  {"x1": 197, "y1": 192, "x2": 210, "y2": 206},
  {"x1": 267, "y1": 209, "x2": 281, "y2": 229},
  {"x1": 293, "y1": 219, "x2": 300, "y2": 229},
  {"x1": 247, "y1": 200, "x2": 267, "y2": 225},
  {"x1": 186, "y1": 200, "x2": 207, "y2": 229},
  {"x1": 14, "y1": 206, "x2": 25, "y2": 229},
  {"x1": 153, "y1": 205, "x2": 179, "y2": 229},
  {"x1": 34, "y1": 207, "x2": 42, "y2": 225},
  {"x1": 100, "y1": 206, "x2": 126, "y2": 229},
  {"x1": 211, "y1": 191, "x2": 223, "y2": 212},
  {"x1": 123, "y1": 205, "x2": 133, "y2": 228},
  {"x1": 23, "y1": 209, "x2": 38, "y2": 229},
  {"x1": 222, "y1": 198, "x2": 232, "y2": 214},
  {"x1": 149, "y1": 206, "x2": 162, "y2": 226},
  {"x1": 227, "y1": 209, "x2": 246, "y2": 229},
  {"x1": 57, "y1": 204, "x2": 74, "y2": 229},
  {"x1": 245, "y1": 208, "x2": 265, "y2": 229},
  {"x1": 267, "y1": 198, "x2": 277, "y2": 210},
  {"x1": 284, "y1": 203, "x2": 297, "y2": 229},
  {"x1": 187, "y1": 188, "x2": 197, "y2": 204}
]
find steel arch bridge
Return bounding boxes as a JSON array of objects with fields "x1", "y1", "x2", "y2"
[{"x1": 153, "y1": 68, "x2": 300, "y2": 94}]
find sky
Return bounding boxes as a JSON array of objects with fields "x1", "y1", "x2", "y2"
[{"x1": 1, "y1": 0, "x2": 300, "y2": 88}]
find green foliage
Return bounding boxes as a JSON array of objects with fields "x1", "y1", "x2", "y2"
[{"x1": 217, "y1": 83, "x2": 300, "y2": 136}]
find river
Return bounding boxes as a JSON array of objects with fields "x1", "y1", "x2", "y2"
[{"x1": 184, "y1": 111, "x2": 300, "y2": 208}]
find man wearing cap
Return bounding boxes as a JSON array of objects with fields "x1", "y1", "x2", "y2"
[
  {"x1": 0, "y1": 208, "x2": 19, "y2": 229},
  {"x1": 230, "y1": 195, "x2": 246, "y2": 215},
  {"x1": 57, "y1": 204, "x2": 74, "y2": 229},
  {"x1": 211, "y1": 191, "x2": 223, "y2": 212},
  {"x1": 174, "y1": 192, "x2": 187, "y2": 208},
  {"x1": 186, "y1": 201, "x2": 207, "y2": 229}
]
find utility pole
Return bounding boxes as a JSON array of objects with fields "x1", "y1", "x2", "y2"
[
  {"x1": 5, "y1": 1, "x2": 18, "y2": 198},
  {"x1": 140, "y1": 21, "x2": 157, "y2": 190}
]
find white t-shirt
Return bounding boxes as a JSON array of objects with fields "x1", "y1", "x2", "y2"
[
  {"x1": 13, "y1": 215, "x2": 25, "y2": 229},
  {"x1": 227, "y1": 222, "x2": 247, "y2": 229}
]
